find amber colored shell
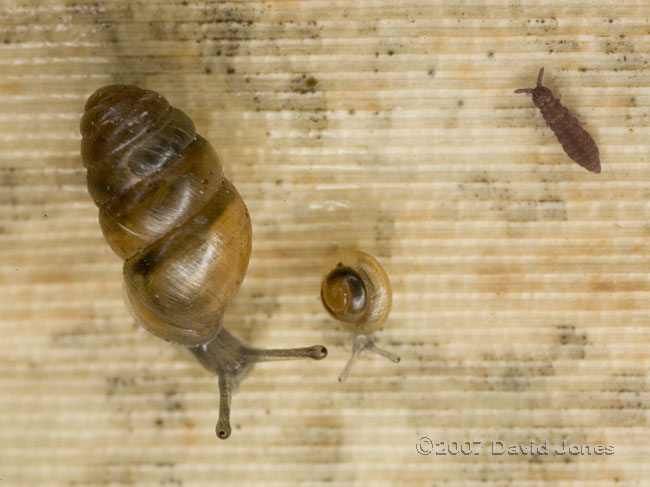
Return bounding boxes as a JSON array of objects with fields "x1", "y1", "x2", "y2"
[
  {"x1": 80, "y1": 84, "x2": 251, "y2": 347},
  {"x1": 321, "y1": 250, "x2": 392, "y2": 335}
]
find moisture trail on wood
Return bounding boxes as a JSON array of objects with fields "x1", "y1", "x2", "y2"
[{"x1": 515, "y1": 68, "x2": 601, "y2": 174}]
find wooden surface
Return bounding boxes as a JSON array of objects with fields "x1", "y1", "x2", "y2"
[{"x1": 1, "y1": 1, "x2": 649, "y2": 485}]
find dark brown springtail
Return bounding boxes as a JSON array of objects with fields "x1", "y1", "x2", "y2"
[{"x1": 515, "y1": 68, "x2": 601, "y2": 174}]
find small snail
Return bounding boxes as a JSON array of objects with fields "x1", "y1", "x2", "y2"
[
  {"x1": 320, "y1": 250, "x2": 400, "y2": 381},
  {"x1": 80, "y1": 84, "x2": 327, "y2": 439}
]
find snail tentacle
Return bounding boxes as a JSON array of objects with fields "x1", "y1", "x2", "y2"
[
  {"x1": 248, "y1": 345, "x2": 329, "y2": 361},
  {"x1": 338, "y1": 335, "x2": 400, "y2": 382},
  {"x1": 190, "y1": 326, "x2": 327, "y2": 438},
  {"x1": 338, "y1": 335, "x2": 365, "y2": 382},
  {"x1": 364, "y1": 336, "x2": 401, "y2": 364},
  {"x1": 216, "y1": 374, "x2": 233, "y2": 440}
]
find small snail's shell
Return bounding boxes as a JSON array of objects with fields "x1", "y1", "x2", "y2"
[
  {"x1": 321, "y1": 250, "x2": 392, "y2": 335},
  {"x1": 81, "y1": 84, "x2": 251, "y2": 347}
]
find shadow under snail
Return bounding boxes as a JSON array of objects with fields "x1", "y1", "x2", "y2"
[
  {"x1": 320, "y1": 250, "x2": 400, "y2": 381},
  {"x1": 79, "y1": 84, "x2": 328, "y2": 439}
]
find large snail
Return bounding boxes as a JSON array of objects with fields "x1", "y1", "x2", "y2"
[
  {"x1": 320, "y1": 250, "x2": 400, "y2": 381},
  {"x1": 80, "y1": 84, "x2": 328, "y2": 439}
]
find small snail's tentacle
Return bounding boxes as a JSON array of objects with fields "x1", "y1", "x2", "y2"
[
  {"x1": 216, "y1": 375, "x2": 233, "y2": 440},
  {"x1": 338, "y1": 337, "x2": 365, "y2": 382},
  {"x1": 338, "y1": 335, "x2": 401, "y2": 382},
  {"x1": 365, "y1": 339, "x2": 401, "y2": 364}
]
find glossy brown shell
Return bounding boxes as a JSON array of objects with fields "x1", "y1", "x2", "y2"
[
  {"x1": 81, "y1": 85, "x2": 251, "y2": 347},
  {"x1": 321, "y1": 250, "x2": 392, "y2": 335}
]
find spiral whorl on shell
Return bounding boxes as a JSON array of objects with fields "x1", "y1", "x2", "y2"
[
  {"x1": 321, "y1": 251, "x2": 399, "y2": 381},
  {"x1": 81, "y1": 85, "x2": 251, "y2": 347}
]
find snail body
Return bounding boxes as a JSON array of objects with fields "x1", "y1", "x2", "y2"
[
  {"x1": 321, "y1": 250, "x2": 399, "y2": 381},
  {"x1": 80, "y1": 84, "x2": 327, "y2": 439}
]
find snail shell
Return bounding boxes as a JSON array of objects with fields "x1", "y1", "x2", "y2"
[
  {"x1": 80, "y1": 84, "x2": 327, "y2": 438},
  {"x1": 321, "y1": 250, "x2": 392, "y2": 335},
  {"x1": 81, "y1": 84, "x2": 249, "y2": 347},
  {"x1": 321, "y1": 250, "x2": 399, "y2": 381}
]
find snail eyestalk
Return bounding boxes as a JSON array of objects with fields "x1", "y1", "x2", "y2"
[
  {"x1": 247, "y1": 344, "x2": 328, "y2": 361},
  {"x1": 190, "y1": 327, "x2": 327, "y2": 439},
  {"x1": 216, "y1": 375, "x2": 232, "y2": 439},
  {"x1": 364, "y1": 337, "x2": 401, "y2": 363},
  {"x1": 338, "y1": 334, "x2": 401, "y2": 382}
]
